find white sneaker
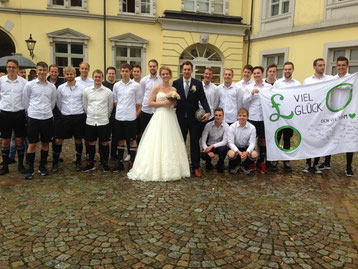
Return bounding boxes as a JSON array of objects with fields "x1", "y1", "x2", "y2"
[
  {"x1": 302, "y1": 164, "x2": 311, "y2": 173},
  {"x1": 124, "y1": 155, "x2": 131, "y2": 162}
]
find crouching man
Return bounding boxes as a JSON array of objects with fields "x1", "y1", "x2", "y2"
[
  {"x1": 227, "y1": 108, "x2": 258, "y2": 175},
  {"x1": 200, "y1": 107, "x2": 228, "y2": 173}
]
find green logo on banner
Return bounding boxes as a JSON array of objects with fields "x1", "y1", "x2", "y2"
[
  {"x1": 326, "y1": 83, "x2": 353, "y2": 112},
  {"x1": 270, "y1": 94, "x2": 294, "y2": 122},
  {"x1": 275, "y1": 126, "x2": 301, "y2": 152}
]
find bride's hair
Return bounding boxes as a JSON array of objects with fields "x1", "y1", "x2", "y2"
[{"x1": 159, "y1": 66, "x2": 172, "y2": 77}]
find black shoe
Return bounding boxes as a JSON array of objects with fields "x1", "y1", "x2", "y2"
[
  {"x1": 75, "y1": 162, "x2": 82, "y2": 171},
  {"x1": 51, "y1": 162, "x2": 59, "y2": 172},
  {"x1": 38, "y1": 165, "x2": 49, "y2": 176},
  {"x1": 0, "y1": 167, "x2": 9, "y2": 176},
  {"x1": 318, "y1": 163, "x2": 331, "y2": 171},
  {"x1": 18, "y1": 164, "x2": 25, "y2": 174},
  {"x1": 59, "y1": 157, "x2": 64, "y2": 163},
  {"x1": 205, "y1": 162, "x2": 214, "y2": 171},
  {"x1": 346, "y1": 167, "x2": 354, "y2": 177},
  {"x1": 82, "y1": 163, "x2": 95, "y2": 172},
  {"x1": 8, "y1": 158, "x2": 16, "y2": 165},
  {"x1": 284, "y1": 161, "x2": 292, "y2": 171},
  {"x1": 269, "y1": 161, "x2": 278, "y2": 172},
  {"x1": 112, "y1": 161, "x2": 124, "y2": 172},
  {"x1": 24, "y1": 168, "x2": 34, "y2": 179},
  {"x1": 103, "y1": 163, "x2": 110, "y2": 172}
]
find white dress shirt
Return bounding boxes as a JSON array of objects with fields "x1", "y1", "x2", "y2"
[
  {"x1": 218, "y1": 83, "x2": 243, "y2": 124},
  {"x1": 228, "y1": 121, "x2": 256, "y2": 153},
  {"x1": 56, "y1": 82, "x2": 85, "y2": 115},
  {"x1": 272, "y1": 77, "x2": 301, "y2": 89},
  {"x1": 140, "y1": 74, "x2": 162, "y2": 114},
  {"x1": 243, "y1": 81, "x2": 271, "y2": 121},
  {"x1": 200, "y1": 82, "x2": 219, "y2": 119},
  {"x1": 303, "y1": 74, "x2": 334, "y2": 85},
  {"x1": 201, "y1": 120, "x2": 229, "y2": 150},
  {"x1": 83, "y1": 85, "x2": 113, "y2": 126},
  {"x1": 23, "y1": 79, "x2": 57, "y2": 120},
  {"x1": 75, "y1": 76, "x2": 94, "y2": 89},
  {"x1": 236, "y1": 79, "x2": 254, "y2": 96},
  {"x1": 0, "y1": 75, "x2": 27, "y2": 112},
  {"x1": 113, "y1": 80, "x2": 141, "y2": 121}
]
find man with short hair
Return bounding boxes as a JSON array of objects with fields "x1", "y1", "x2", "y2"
[
  {"x1": 303, "y1": 58, "x2": 333, "y2": 174},
  {"x1": 112, "y1": 63, "x2": 142, "y2": 171},
  {"x1": 29, "y1": 69, "x2": 37, "y2": 81},
  {"x1": 218, "y1": 68, "x2": 243, "y2": 125},
  {"x1": 102, "y1": 66, "x2": 118, "y2": 161},
  {"x1": 243, "y1": 66, "x2": 271, "y2": 173},
  {"x1": 201, "y1": 67, "x2": 219, "y2": 121},
  {"x1": 201, "y1": 107, "x2": 228, "y2": 173},
  {"x1": 82, "y1": 69, "x2": 113, "y2": 172},
  {"x1": 132, "y1": 65, "x2": 142, "y2": 83},
  {"x1": 0, "y1": 59, "x2": 27, "y2": 175},
  {"x1": 227, "y1": 108, "x2": 258, "y2": 175},
  {"x1": 52, "y1": 66, "x2": 86, "y2": 172},
  {"x1": 265, "y1": 64, "x2": 277, "y2": 85},
  {"x1": 272, "y1": 62, "x2": 301, "y2": 171},
  {"x1": 319, "y1": 56, "x2": 354, "y2": 176},
  {"x1": 76, "y1": 62, "x2": 94, "y2": 88},
  {"x1": 23, "y1": 62, "x2": 57, "y2": 179},
  {"x1": 173, "y1": 61, "x2": 211, "y2": 177},
  {"x1": 18, "y1": 68, "x2": 26, "y2": 79}
]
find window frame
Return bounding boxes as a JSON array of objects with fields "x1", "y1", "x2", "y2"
[
  {"x1": 182, "y1": 0, "x2": 227, "y2": 15},
  {"x1": 54, "y1": 43, "x2": 85, "y2": 77},
  {"x1": 259, "y1": 48, "x2": 289, "y2": 80},
  {"x1": 324, "y1": 0, "x2": 358, "y2": 21},
  {"x1": 119, "y1": 0, "x2": 156, "y2": 16},
  {"x1": 47, "y1": 0, "x2": 87, "y2": 10}
]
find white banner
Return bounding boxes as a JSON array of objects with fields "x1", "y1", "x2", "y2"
[{"x1": 260, "y1": 73, "x2": 358, "y2": 161}]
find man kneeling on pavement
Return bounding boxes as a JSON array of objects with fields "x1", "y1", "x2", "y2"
[
  {"x1": 201, "y1": 107, "x2": 229, "y2": 173},
  {"x1": 227, "y1": 108, "x2": 258, "y2": 175}
]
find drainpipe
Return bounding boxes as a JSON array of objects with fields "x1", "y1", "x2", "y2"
[
  {"x1": 246, "y1": 0, "x2": 254, "y2": 64},
  {"x1": 104, "y1": 0, "x2": 107, "y2": 72}
]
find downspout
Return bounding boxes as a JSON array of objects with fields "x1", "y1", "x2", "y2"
[
  {"x1": 246, "y1": 0, "x2": 254, "y2": 64},
  {"x1": 104, "y1": 0, "x2": 107, "y2": 72}
]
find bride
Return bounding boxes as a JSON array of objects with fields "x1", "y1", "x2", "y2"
[{"x1": 127, "y1": 66, "x2": 190, "y2": 181}]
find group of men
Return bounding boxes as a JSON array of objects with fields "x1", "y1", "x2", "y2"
[{"x1": 0, "y1": 55, "x2": 354, "y2": 180}]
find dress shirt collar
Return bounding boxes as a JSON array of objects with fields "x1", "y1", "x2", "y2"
[
  {"x1": 120, "y1": 79, "x2": 133, "y2": 86},
  {"x1": 5, "y1": 75, "x2": 20, "y2": 82},
  {"x1": 202, "y1": 81, "x2": 211, "y2": 88},
  {"x1": 237, "y1": 121, "x2": 248, "y2": 129},
  {"x1": 35, "y1": 78, "x2": 50, "y2": 85},
  {"x1": 253, "y1": 80, "x2": 264, "y2": 87},
  {"x1": 223, "y1": 82, "x2": 234, "y2": 89}
]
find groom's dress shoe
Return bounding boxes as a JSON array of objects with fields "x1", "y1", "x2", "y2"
[{"x1": 194, "y1": 169, "x2": 202, "y2": 178}]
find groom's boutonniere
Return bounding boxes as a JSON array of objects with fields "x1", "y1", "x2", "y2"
[{"x1": 190, "y1": 85, "x2": 197, "y2": 93}]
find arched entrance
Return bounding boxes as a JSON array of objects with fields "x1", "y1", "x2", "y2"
[
  {"x1": 0, "y1": 30, "x2": 16, "y2": 58},
  {"x1": 179, "y1": 43, "x2": 223, "y2": 84}
]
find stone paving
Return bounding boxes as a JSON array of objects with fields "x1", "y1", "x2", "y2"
[{"x1": 1, "y1": 142, "x2": 358, "y2": 268}]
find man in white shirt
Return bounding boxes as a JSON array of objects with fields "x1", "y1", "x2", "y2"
[
  {"x1": 201, "y1": 107, "x2": 229, "y2": 173},
  {"x1": 272, "y1": 62, "x2": 301, "y2": 171},
  {"x1": 303, "y1": 58, "x2": 333, "y2": 174},
  {"x1": 23, "y1": 62, "x2": 57, "y2": 179},
  {"x1": 112, "y1": 63, "x2": 142, "y2": 172},
  {"x1": 82, "y1": 69, "x2": 113, "y2": 172},
  {"x1": 227, "y1": 108, "x2": 258, "y2": 174},
  {"x1": 0, "y1": 59, "x2": 27, "y2": 175},
  {"x1": 265, "y1": 64, "x2": 277, "y2": 86},
  {"x1": 218, "y1": 69, "x2": 243, "y2": 125},
  {"x1": 319, "y1": 56, "x2": 354, "y2": 177},
  {"x1": 201, "y1": 67, "x2": 219, "y2": 121},
  {"x1": 243, "y1": 66, "x2": 271, "y2": 173},
  {"x1": 236, "y1": 65, "x2": 254, "y2": 101},
  {"x1": 52, "y1": 66, "x2": 86, "y2": 172},
  {"x1": 139, "y1": 59, "x2": 162, "y2": 138},
  {"x1": 75, "y1": 62, "x2": 94, "y2": 88}
]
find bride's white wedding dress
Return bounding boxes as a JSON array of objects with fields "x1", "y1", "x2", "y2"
[{"x1": 127, "y1": 91, "x2": 190, "y2": 181}]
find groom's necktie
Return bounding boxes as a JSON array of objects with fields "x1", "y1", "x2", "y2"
[{"x1": 184, "y1": 80, "x2": 190, "y2": 98}]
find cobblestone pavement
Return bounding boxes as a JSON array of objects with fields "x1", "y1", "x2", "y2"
[{"x1": 1, "y1": 142, "x2": 358, "y2": 268}]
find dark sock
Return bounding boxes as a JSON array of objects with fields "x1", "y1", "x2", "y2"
[
  {"x1": 17, "y1": 146, "x2": 25, "y2": 166},
  {"x1": 40, "y1": 150, "x2": 49, "y2": 166},
  {"x1": 136, "y1": 136, "x2": 141, "y2": 146},
  {"x1": 99, "y1": 143, "x2": 104, "y2": 163},
  {"x1": 75, "y1": 143, "x2": 83, "y2": 163},
  {"x1": 129, "y1": 147, "x2": 137, "y2": 163},
  {"x1": 313, "y1": 157, "x2": 320, "y2": 166},
  {"x1": 126, "y1": 140, "x2": 130, "y2": 156},
  {"x1": 306, "y1": 158, "x2": 311, "y2": 166},
  {"x1": 53, "y1": 144, "x2": 62, "y2": 164},
  {"x1": 27, "y1": 152, "x2": 35, "y2": 170},
  {"x1": 117, "y1": 146, "x2": 125, "y2": 161},
  {"x1": 259, "y1": 145, "x2": 266, "y2": 164},
  {"x1": 346, "y1": 152, "x2": 353, "y2": 169},
  {"x1": 325, "y1": 155, "x2": 331, "y2": 165},
  {"x1": 88, "y1": 145, "x2": 95, "y2": 163},
  {"x1": 102, "y1": 145, "x2": 109, "y2": 164},
  {"x1": 1, "y1": 147, "x2": 10, "y2": 169}
]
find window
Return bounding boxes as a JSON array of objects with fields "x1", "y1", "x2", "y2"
[
  {"x1": 183, "y1": 0, "x2": 226, "y2": 14},
  {"x1": 120, "y1": 0, "x2": 154, "y2": 15},
  {"x1": 48, "y1": 0, "x2": 87, "y2": 9},
  {"x1": 270, "y1": 0, "x2": 289, "y2": 16},
  {"x1": 329, "y1": 47, "x2": 358, "y2": 75},
  {"x1": 325, "y1": 0, "x2": 358, "y2": 21},
  {"x1": 264, "y1": 54, "x2": 284, "y2": 78},
  {"x1": 179, "y1": 43, "x2": 223, "y2": 84},
  {"x1": 47, "y1": 28, "x2": 89, "y2": 76},
  {"x1": 110, "y1": 33, "x2": 148, "y2": 79}
]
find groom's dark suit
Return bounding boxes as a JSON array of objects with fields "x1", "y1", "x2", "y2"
[{"x1": 173, "y1": 77, "x2": 210, "y2": 170}]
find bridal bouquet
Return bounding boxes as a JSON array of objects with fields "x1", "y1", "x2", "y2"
[{"x1": 167, "y1": 91, "x2": 181, "y2": 101}]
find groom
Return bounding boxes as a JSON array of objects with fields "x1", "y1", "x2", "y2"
[{"x1": 173, "y1": 61, "x2": 211, "y2": 177}]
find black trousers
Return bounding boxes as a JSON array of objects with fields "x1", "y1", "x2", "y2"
[{"x1": 201, "y1": 146, "x2": 228, "y2": 167}]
